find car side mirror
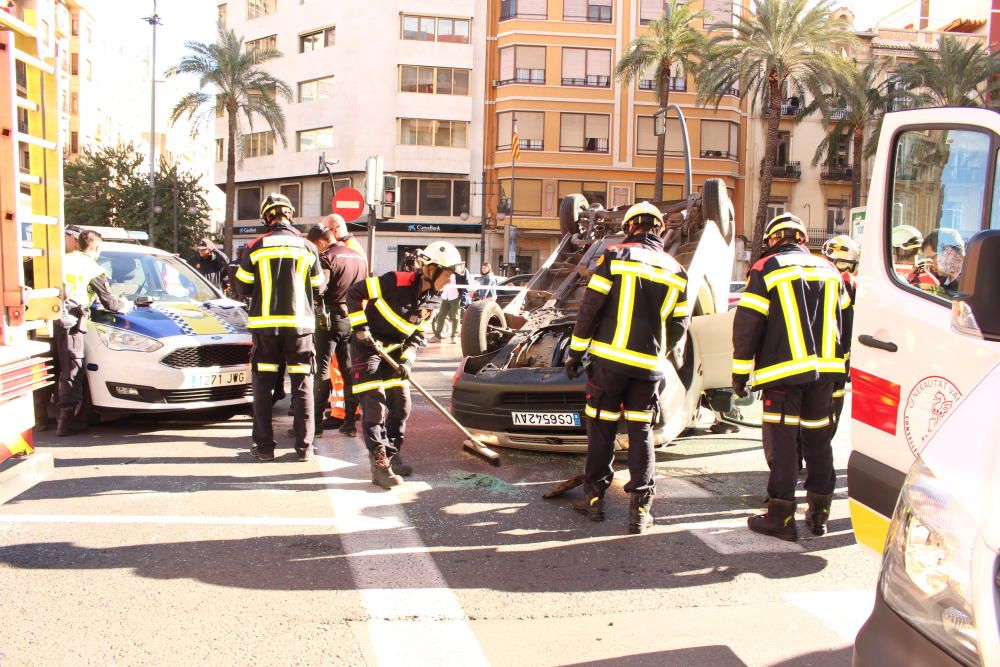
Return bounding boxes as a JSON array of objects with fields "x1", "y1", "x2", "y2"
[
  {"x1": 134, "y1": 296, "x2": 154, "y2": 308},
  {"x1": 952, "y1": 229, "x2": 1000, "y2": 341}
]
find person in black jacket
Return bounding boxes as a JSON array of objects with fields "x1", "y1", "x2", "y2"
[
  {"x1": 187, "y1": 238, "x2": 229, "y2": 291},
  {"x1": 732, "y1": 213, "x2": 849, "y2": 541},
  {"x1": 562, "y1": 202, "x2": 690, "y2": 535}
]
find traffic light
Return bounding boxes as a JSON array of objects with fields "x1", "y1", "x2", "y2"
[{"x1": 382, "y1": 174, "x2": 397, "y2": 220}]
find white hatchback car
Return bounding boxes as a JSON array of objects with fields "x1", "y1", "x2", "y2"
[{"x1": 82, "y1": 242, "x2": 252, "y2": 418}]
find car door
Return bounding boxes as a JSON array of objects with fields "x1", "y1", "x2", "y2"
[{"x1": 849, "y1": 109, "x2": 1000, "y2": 551}]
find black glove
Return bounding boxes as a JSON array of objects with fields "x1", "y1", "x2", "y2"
[
  {"x1": 733, "y1": 377, "x2": 749, "y2": 399},
  {"x1": 565, "y1": 355, "x2": 584, "y2": 380},
  {"x1": 398, "y1": 358, "x2": 412, "y2": 380}
]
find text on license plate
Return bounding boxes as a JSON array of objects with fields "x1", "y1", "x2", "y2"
[
  {"x1": 511, "y1": 411, "x2": 581, "y2": 427},
  {"x1": 188, "y1": 370, "x2": 248, "y2": 388}
]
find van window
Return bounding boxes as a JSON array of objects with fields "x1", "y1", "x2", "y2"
[{"x1": 888, "y1": 128, "x2": 990, "y2": 303}]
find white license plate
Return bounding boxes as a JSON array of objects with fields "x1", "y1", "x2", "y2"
[
  {"x1": 187, "y1": 370, "x2": 248, "y2": 388},
  {"x1": 511, "y1": 411, "x2": 581, "y2": 427}
]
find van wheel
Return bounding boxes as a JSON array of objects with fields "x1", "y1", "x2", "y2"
[
  {"x1": 559, "y1": 194, "x2": 589, "y2": 236},
  {"x1": 461, "y1": 300, "x2": 507, "y2": 357},
  {"x1": 702, "y1": 178, "x2": 733, "y2": 243}
]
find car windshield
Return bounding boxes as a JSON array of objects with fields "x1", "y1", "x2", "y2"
[{"x1": 98, "y1": 249, "x2": 220, "y2": 303}]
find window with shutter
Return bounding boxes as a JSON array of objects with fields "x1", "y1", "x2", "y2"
[
  {"x1": 639, "y1": 0, "x2": 666, "y2": 24},
  {"x1": 499, "y1": 47, "x2": 515, "y2": 82},
  {"x1": 700, "y1": 120, "x2": 731, "y2": 158}
]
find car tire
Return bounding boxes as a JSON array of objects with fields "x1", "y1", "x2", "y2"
[
  {"x1": 461, "y1": 300, "x2": 506, "y2": 357},
  {"x1": 702, "y1": 178, "x2": 734, "y2": 243},
  {"x1": 559, "y1": 193, "x2": 589, "y2": 236}
]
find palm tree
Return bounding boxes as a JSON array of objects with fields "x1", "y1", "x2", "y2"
[
  {"x1": 615, "y1": 0, "x2": 708, "y2": 201},
  {"x1": 167, "y1": 25, "x2": 291, "y2": 256},
  {"x1": 696, "y1": 0, "x2": 854, "y2": 259},
  {"x1": 802, "y1": 60, "x2": 894, "y2": 207},
  {"x1": 896, "y1": 35, "x2": 1000, "y2": 109}
]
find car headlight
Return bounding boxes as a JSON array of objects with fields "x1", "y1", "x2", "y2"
[
  {"x1": 881, "y1": 458, "x2": 980, "y2": 664},
  {"x1": 94, "y1": 323, "x2": 164, "y2": 353}
]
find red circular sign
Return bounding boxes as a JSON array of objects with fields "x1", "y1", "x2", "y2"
[{"x1": 331, "y1": 187, "x2": 366, "y2": 222}]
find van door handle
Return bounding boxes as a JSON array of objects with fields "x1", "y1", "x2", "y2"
[{"x1": 858, "y1": 334, "x2": 898, "y2": 353}]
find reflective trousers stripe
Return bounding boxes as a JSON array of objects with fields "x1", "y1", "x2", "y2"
[
  {"x1": 585, "y1": 404, "x2": 621, "y2": 422},
  {"x1": 255, "y1": 362, "x2": 279, "y2": 373},
  {"x1": 287, "y1": 364, "x2": 311, "y2": 374}
]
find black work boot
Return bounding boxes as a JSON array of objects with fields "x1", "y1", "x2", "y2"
[
  {"x1": 572, "y1": 481, "x2": 605, "y2": 522},
  {"x1": 748, "y1": 498, "x2": 798, "y2": 541},
  {"x1": 804, "y1": 492, "x2": 834, "y2": 536},
  {"x1": 370, "y1": 447, "x2": 403, "y2": 489},
  {"x1": 56, "y1": 408, "x2": 84, "y2": 437},
  {"x1": 390, "y1": 453, "x2": 413, "y2": 477},
  {"x1": 628, "y1": 493, "x2": 654, "y2": 535},
  {"x1": 250, "y1": 445, "x2": 275, "y2": 462},
  {"x1": 339, "y1": 421, "x2": 357, "y2": 437}
]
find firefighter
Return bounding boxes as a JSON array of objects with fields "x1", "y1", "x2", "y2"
[
  {"x1": 563, "y1": 201, "x2": 690, "y2": 535},
  {"x1": 821, "y1": 235, "x2": 859, "y2": 436},
  {"x1": 322, "y1": 214, "x2": 366, "y2": 257},
  {"x1": 732, "y1": 213, "x2": 849, "y2": 541},
  {"x1": 234, "y1": 193, "x2": 325, "y2": 462},
  {"x1": 56, "y1": 229, "x2": 131, "y2": 436},
  {"x1": 346, "y1": 241, "x2": 462, "y2": 488}
]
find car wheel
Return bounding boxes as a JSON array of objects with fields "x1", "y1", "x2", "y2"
[
  {"x1": 461, "y1": 300, "x2": 507, "y2": 357},
  {"x1": 702, "y1": 178, "x2": 734, "y2": 243},
  {"x1": 559, "y1": 193, "x2": 589, "y2": 236}
]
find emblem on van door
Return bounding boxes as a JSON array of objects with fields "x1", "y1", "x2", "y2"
[{"x1": 903, "y1": 376, "x2": 961, "y2": 456}]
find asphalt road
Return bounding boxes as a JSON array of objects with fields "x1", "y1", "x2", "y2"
[{"x1": 0, "y1": 341, "x2": 879, "y2": 666}]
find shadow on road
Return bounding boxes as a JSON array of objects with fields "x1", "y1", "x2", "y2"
[{"x1": 564, "y1": 645, "x2": 747, "y2": 666}]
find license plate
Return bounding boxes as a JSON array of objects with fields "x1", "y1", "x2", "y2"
[
  {"x1": 511, "y1": 411, "x2": 581, "y2": 427},
  {"x1": 187, "y1": 370, "x2": 248, "y2": 388}
]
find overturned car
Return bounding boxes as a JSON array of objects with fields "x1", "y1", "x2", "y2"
[{"x1": 451, "y1": 179, "x2": 745, "y2": 453}]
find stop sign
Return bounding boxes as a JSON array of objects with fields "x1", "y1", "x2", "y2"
[{"x1": 330, "y1": 187, "x2": 366, "y2": 222}]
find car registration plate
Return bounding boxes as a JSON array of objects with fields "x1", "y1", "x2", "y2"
[
  {"x1": 188, "y1": 370, "x2": 248, "y2": 388},
  {"x1": 511, "y1": 411, "x2": 581, "y2": 427}
]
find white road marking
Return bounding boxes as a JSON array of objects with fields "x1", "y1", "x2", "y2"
[
  {"x1": 0, "y1": 514, "x2": 342, "y2": 527},
  {"x1": 313, "y1": 442, "x2": 490, "y2": 667},
  {"x1": 783, "y1": 590, "x2": 876, "y2": 643},
  {"x1": 686, "y1": 518, "x2": 805, "y2": 554}
]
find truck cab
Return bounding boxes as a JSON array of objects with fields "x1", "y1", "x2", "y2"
[{"x1": 848, "y1": 107, "x2": 1000, "y2": 553}]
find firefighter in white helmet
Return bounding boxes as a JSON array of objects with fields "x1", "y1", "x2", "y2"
[{"x1": 346, "y1": 241, "x2": 464, "y2": 488}]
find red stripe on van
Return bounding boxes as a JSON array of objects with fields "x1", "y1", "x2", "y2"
[{"x1": 851, "y1": 368, "x2": 901, "y2": 435}]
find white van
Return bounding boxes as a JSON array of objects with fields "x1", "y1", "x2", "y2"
[{"x1": 848, "y1": 107, "x2": 1000, "y2": 554}]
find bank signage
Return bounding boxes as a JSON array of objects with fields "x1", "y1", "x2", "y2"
[{"x1": 376, "y1": 222, "x2": 480, "y2": 234}]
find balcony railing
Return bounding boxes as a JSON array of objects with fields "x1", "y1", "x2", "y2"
[
  {"x1": 498, "y1": 139, "x2": 543, "y2": 151},
  {"x1": 560, "y1": 137, "x2": 610, "y2": 154},
  {"x1": 771, "y1": 161, "x2": 801, "y2": 179},
  {"x1": 498, "y1": 69, "x2": 546, "y2": 85},
  {"x1": 829, "y1": 106, "x2": 852, "y2": 121},
  {"x1": 821, "y1": 165, "x2": 854, "y2": 181},
  {"x1": 500, "y1": 1, "x2": 546, "y2": 21},
  {"x1": 562, "y1": 75, "x2": 611, "y2": 88},
  {"x1": 781, "y1": 102, "x2": 801, "y2": 116},
  {"x1": 638, "y1": 76, "x2": 686, "y2": 92},
  {"x1": 701, "y1": 149, "x2": 736, "y2": 159},
  {"x1": 726, "y1": 85, "x2": 741, "y2": 97}
]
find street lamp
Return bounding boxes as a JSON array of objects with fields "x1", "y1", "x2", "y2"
[{"x1": 143, "y1": 0, "x2": 161, "y2": 242}]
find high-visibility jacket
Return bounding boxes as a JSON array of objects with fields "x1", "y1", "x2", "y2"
[
  {"x1": 568, "y1": 232, "x2": 690, "y2": 380},
  {"x1": 346, "y1": 270, "x2": 441, "y2": 355},
  {"x1": 732, "y1": 243, "x2": 848, "y2": 391},
  {"x1": 233, "y1": 222, "x2": 325, "y2": 334},
  {"x1": 63, "y1": 251, "x2": 107, "y2": 307}
]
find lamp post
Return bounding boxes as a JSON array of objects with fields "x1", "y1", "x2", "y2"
[{"x1": 143, "y1": 0, "x2": 161, "y2": 242}]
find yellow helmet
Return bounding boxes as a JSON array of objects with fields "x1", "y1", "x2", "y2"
[
  {"x1": 764, "y1": 213, "x2": 808, "y2": 243},
  {"x1": 822, "y1": 234, "x2": 859, "y2": 270},
  {"x1": 622, "y1": 201, "x2": 664, "y2": 234}
]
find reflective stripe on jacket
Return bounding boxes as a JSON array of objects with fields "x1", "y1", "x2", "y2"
[
  {"x1": 346, "y1": 270, "x2": 442, "y2": 346},
  {"x1": 63, "y1": 251, "x2": 107, "y2": 306},
  {"x1": 569, "y1": 232, "x2": 690, "y2": 380},
  {"x1": 732, "y1": 243, "x2": 848, "y2": 390}
]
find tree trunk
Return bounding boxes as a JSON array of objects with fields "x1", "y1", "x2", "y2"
[
  {"x1": 851, "y1": 126, "x2": 864, "y2": 208},
  {"x1": 655, "y1": 66, "x2": 670, "y2": 202},
  {"x1": 751, "y1": 74, "x2": 783, "y2": 262},
  {"x1": 223, "y1": 104, "x2": 237, "y2": 258}
]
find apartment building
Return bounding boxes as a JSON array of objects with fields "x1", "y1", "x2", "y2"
[
  {"x1": 482, "y1": 0, "x2": 746, "y2": 274},
  {"x1": 214, "y1": 0, "x2": 486, "y2": 272}
]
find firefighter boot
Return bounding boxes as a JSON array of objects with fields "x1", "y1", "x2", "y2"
[
  {"x1": 572, "y1": 481, "x2": 605, "y2": 522},
  {"x1": 628, "y1": 492, "x2": 654, "y2": 535},
  {"x1": 804, "y1": 492, "x2": 834, "y2": 536},
  {"x1": 747, "y1": 498, "x2": 798, "y2": 542},
  {"x1": 390, "y1": 453, "x2": 413, "y2": 477},
  {"x1": 370, "y1": 447, "x2": 403, "y2": 489},
  {"x1": 56, "y1": 408, "x2": 84, "y2": 437}
]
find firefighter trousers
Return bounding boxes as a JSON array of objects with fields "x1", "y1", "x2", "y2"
[
  {"x1": 251, "y1": 333, "x2": 315, "y2": 453},
  {"x1": 583, "y1": 364, "x2": 659, "y2": 496},
  {"x1": 315, "y1": 314, "x2": 357, "y2": 427},
  {"x1": 350, "y1": 338, "x2": 412, "y2": 457},
  {"x1": 830, "y1": 381, "x2": 847, "y2": 438},
  {"x1": 54, "y1": 321, "x2": 86, "y2": 409},
  {"x1": 761, "y1": 380, "x2": 836, "y2": 501}
]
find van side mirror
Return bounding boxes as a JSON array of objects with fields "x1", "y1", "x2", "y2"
[{"x1": 952, "y1": 230, "x2": 1000, "y2": 341}]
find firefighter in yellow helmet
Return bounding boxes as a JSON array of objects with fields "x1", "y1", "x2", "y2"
[
  {"x1": 560, "y1": 201, "x2": 690, "y2": 534},
  {"x1": 732, "y1": 213, "x2": 849, "y2": 541},
  {"x1": 821, "y1": 234, "x2": 859, "y2": 437},
  {"x1": 346, "y1": 241, "x2": 463, "y2": 488}
]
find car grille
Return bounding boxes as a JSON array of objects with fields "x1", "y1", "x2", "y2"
[
  {"x1": 498, "y1": 392, "x2": 587, "y2": 409},
  {"x1": 161, "y1": 384, "x2": 252, "y2": 404},
  {"x1": 161, "y1": 345, "x2": 250, "y2": 369}
]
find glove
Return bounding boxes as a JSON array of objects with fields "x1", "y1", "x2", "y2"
[
  {"x1": 398, "y1": 358, "x2": 412, "y2": 380},
  {"x1": 565, "y1": 355, "x2": 584, "y2": 380},
  {"x1": 733, "y1": 377, "x2": 749, "y2": 399},
  {"x1": 354, "y1": 329, "x2": 374, "y2": 347}
]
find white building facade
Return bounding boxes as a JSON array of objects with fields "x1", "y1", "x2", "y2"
[{"x1": 215, "y1": 0, "x2": 486, "y2": 273}]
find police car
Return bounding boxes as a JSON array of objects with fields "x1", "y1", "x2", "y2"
[{"x1": 82, "y1": 240, "x2": 252, "y2": 418}]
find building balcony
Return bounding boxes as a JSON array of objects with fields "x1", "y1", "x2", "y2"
[
  {"x1": 497, "y1": 69, "x2": 545, "y2": 86},
  {"x1": 497, "y1": 139, "x2": 543, "y2": 152},
  {"x1": 771, "y1": 161, "x2": 801, "y2": 179},
  {"x1": 828, "y1": 105, "x2": 852, "y2": 121},
  {"x1": 638, "y1": 77, "x2": 686, "y2": 92},
  {"x1": 764, "y1": 102, "x2": 802, "y2": 116},
  {"x1": 560, "y1": 138, "x2": 609, "y2": 154},
  {"x1": 820, "y1": 165, "x2": 854, "y2": 182},
  {"x1": 561, "y1": 75, "x2": 610, "y2": 88}
]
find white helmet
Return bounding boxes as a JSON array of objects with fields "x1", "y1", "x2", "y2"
[
  {"x1": 621, "y1": 201, "x2": 665, "y2": 234},
  {"x1": 822, "y1": 234, "x2": 859, "y2": 270},
  {"x1": 419, "y1": 241, "x2": 464, "y2": 272}
]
